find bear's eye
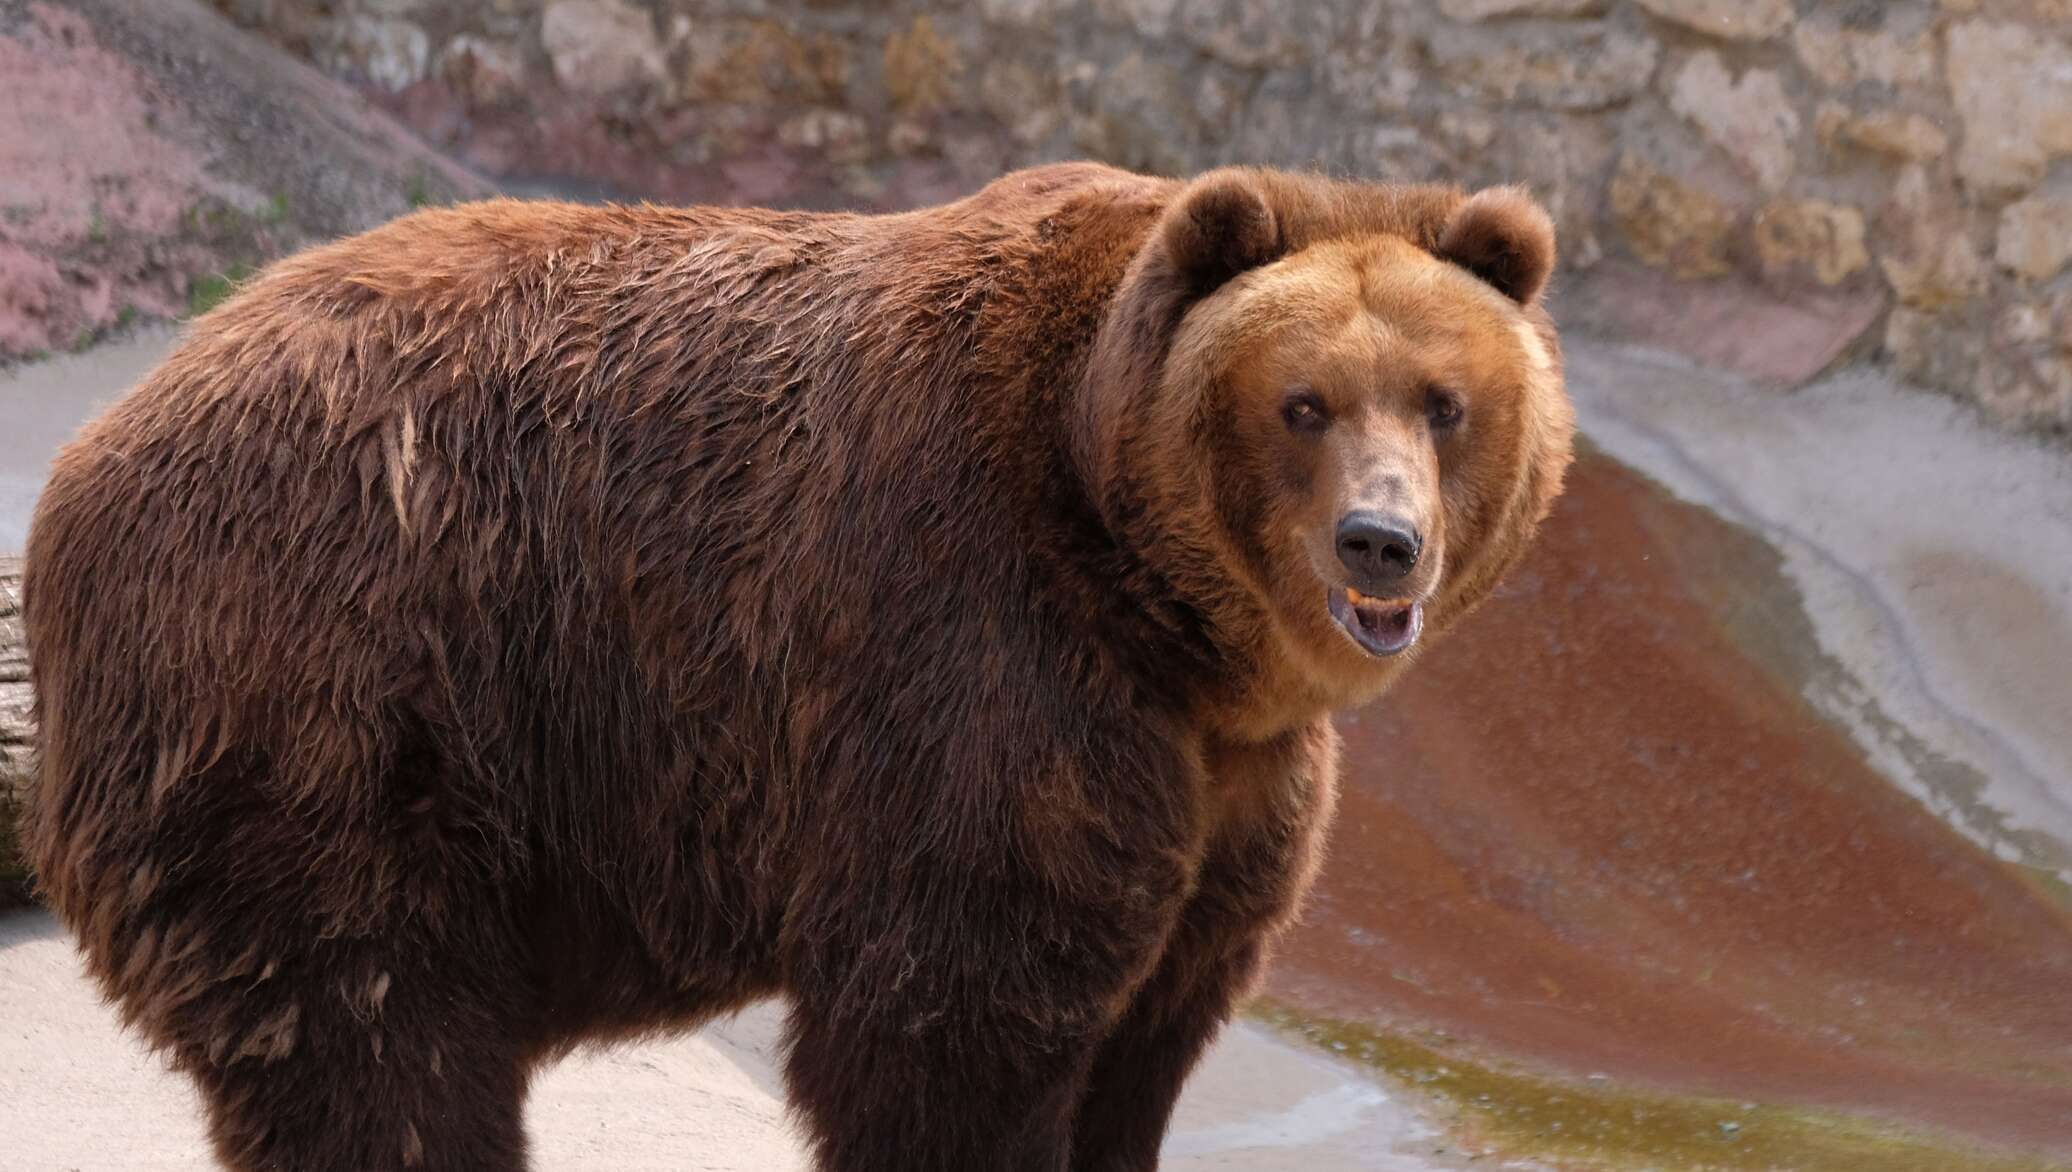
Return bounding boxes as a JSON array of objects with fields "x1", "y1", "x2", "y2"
[
  {"x1": 1426, "y1": 388, "x2": 1465, "y2": 432},
  {"x1": 1282, "y1": 388, "x2": 1329, "y2": 433}
]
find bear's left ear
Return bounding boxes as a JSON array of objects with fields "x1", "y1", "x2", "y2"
[
  {"x1": 1435, "y1": 186, "x2": 1556, "y2": 306},
  {"x1": 1157, "y1": 170, "x2": 1287, "y2": 299}
]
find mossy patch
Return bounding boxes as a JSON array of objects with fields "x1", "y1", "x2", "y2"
[
  {"x1": 186, "y1": 263, "x2": 254, "y2": 318},
  {"x1": 1250, "y1": 1002, "x2": 2060, "y2": 1172}
]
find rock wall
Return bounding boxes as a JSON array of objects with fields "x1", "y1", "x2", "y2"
[{"x1": 207, "y1": 0, "x2": 2072, "y2": 436}]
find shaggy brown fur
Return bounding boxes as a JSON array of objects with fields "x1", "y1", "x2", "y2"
[{"x1": 24, "y1": 162, "x2": 1572, "y2": 1171}]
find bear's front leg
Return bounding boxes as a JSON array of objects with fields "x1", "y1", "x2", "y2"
[
  {"x1": 779, "y1": 725, "x2": 1205, "y2": 1172},
  {"x1": 1069, "y1": 721, "x2": 1339, "y2": 1172}
]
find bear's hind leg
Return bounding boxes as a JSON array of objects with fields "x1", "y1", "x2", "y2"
[{"x1": 169, "y1": 941, "x2": 532, "y2": 1172}]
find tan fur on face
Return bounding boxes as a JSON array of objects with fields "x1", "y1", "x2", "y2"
[{"x1": 1148, "y1": 230, "x2": 1574, "y2": 733}]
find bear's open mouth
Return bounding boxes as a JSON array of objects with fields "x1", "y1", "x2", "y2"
[{"x1": 1326, "y1": 587, "x2": 1423, "y2": 658}]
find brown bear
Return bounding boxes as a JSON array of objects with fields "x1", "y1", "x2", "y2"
[{"x1": 24, "y1": 161, "x2": 1572, "y2": 1172}]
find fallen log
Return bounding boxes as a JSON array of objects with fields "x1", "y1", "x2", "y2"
[{"x1": 0, "y1": 556, "x2": 32, "y2": 906}]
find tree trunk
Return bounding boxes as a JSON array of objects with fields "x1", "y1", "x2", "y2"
[{"x1": 0, "y1": 557, "x2": 33, "y2": 907}]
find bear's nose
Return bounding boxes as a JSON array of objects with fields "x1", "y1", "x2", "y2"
[{"x1": 1335, "y1": 512, "x2": 1421, "y2": 586}]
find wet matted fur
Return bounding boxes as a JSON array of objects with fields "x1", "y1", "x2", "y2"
[{"x1": 25, "y1": 162, "x2": 1572, "y2": 1171}]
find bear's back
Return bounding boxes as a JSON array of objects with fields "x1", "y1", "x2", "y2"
[{"x1": 22, "y1": 167, "x2": 1168, "y2": 935}]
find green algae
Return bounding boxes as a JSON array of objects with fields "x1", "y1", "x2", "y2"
[{"x1": 1250, "y1": 1002, "x2": 2064, "y2": 1172}]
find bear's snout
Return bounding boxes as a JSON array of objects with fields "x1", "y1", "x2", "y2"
[{"x1": 1334, "y1": 511, "x2": 1421, "y2": 589}]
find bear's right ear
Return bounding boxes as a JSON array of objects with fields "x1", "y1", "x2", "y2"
[
  {"x1": 1434, "y1": 186, "x2": 1556, "y2": 306},
  {"x1": 1156, "y1": 171, "x2": 1286, "y2": 299}
]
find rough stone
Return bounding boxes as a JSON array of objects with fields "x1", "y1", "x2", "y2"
[
  {"x1": 1940, "y1": 0, "x2": 2072, "y2": 18},
  {"x1": 0, "y1": 245, "x2": 69, "y2": 355},
  {"x1": 1996, "y1": 192, "x2": 2072, "y2": 281},
  {"x1": 1425, "y1": 21, "x2": 1658, "y2": 111},
  {"x1": 1881, "y1": 165, "x2": 1989, "y2": 309},
  {"x1": 1192, "y1": 68, "x2": 1249, "y2": 135},
  {"x1": 977, "y1": 0, "x2": 1061, "y2": 24},
  {"x1": 1318, "y1": 8, "x2": 1420, "y2": 115},
  {"x1": 1609, "y1": 152, "x2": 1737, "y2": 278},
  {"x1": 884, "y1": 15, "x2": 960, "y2": 114},
  {"x1": 1569, "y1": 260, "x2": 1886, "y2": 385},
  {"x1": 1668, "y1": 53, "x2": 1800, "y2": 193},
  {"x1": 885, "y1": 118, "x2": 933, "y2": 157},
  {"x1": 1946, "y1": 20, "x2": 2072, "y2": 195},
  {"x1": 1066, "y1": 52, "x2": 1197, "y2": 176},
  {"x1": 327, "y1": 15, "x2": 428, "y2": 92},
  {"x1": 776, "y1": 108, "x2": 870, "y2": 166},
  {"x1": 1633, "y1": 0, "x2": 1795, "y2": 41},
  {"x1": 1816, "y1": 103, "x2": 1950, "y2": 162},
  {"x1": 1222, "y1": 69, "x2": 1338, "y2": 170},
  {"x1": 1437, "y1": 0, "x2": 1606, "y2": 20},
  {"x1": 1345, "y1": 124, "x2": 1444, "y2": 183},
  {"x1": 1099, "y1": 0, "x2": 1179, "y2": 38},
  {"x1": 1792, "y1": 20, "x2": 1938, "y2": 89},
  {"x1": 680, "y1": 21, "x2": 846, "y2": 106},
  {"x1": 1884, "y1": 305, "x2": 1982, "y2": 390},
  {"x1": 1174, "y1": 0, "x2": 1317, "y2": 70},
  {"x1": 437, "y1": 35, "x2": 525, "y2": 109},
  {"x1": 1981, "y1": 298, "x2": 2072, "y2": 428},
  {"x1": 189, "y1": 0, "x2": 2072, "y2": 444},
  {"x1": 977, "y1": 59, "x2": 1061, "y2": 147},
  {"x1": 1438, "y1": 110, "x2": 1500, "y2": 153},
  {"x1": 1502, "y1": 114, "x2": 1614, "y2": 270},
  {"x1": 541, "y1": 0, "x2": 664, "y2": 97},
  {"x1": 1753, "y1": 199, "x2": 1870, "y2": 286}
]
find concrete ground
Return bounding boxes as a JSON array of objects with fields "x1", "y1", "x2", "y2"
[
  {"x1": 0, "y1": 909, "x2": 1489, "y2": 1171},
  {"x1": 0, "y1": 325, "x2": 177, "y2": 550}
]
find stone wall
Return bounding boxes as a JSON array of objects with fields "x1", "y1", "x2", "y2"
[{"x1": 207, "y1": 0, "x2": 2072, "y2": 436}]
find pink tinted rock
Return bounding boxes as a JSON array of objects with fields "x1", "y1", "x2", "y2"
[
  {"x1": 1562, "y1": 261, "x2": 1886, "y2": 386},
  {"x1": 0, "y1": 245, "x2": 67, "y2": 355},
  {"x1": 0, "y1": 0, "x2": 487, "y2": 360}
]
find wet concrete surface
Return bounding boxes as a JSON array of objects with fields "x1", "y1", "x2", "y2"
[
  {"x1": 4, "y1": 328, "x2": 2071, "y2": 1168},
  {"x1": 0, "y1": 324, "x2": 174, "y2": 549}
]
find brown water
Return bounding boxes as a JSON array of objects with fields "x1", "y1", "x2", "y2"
[{"x1": 1266, "y1": 449, "x2": 2072, "y2": 1165}]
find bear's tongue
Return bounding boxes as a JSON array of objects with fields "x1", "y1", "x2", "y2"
[{"x1": 1327, "y1": 587, "x2": 1423, "y2": 658}]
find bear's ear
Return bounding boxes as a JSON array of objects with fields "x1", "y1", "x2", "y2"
[
  {"x1": 1435, "y1": 186, "x2": 1556, "y2": 306},
  {"x1": 1157, "y1": 171, "x2": 1286, "y2": 298}
]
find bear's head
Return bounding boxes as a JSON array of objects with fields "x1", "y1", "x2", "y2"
[{"x1": 1080, "y1": 169, "x2": 1575, "y2": 731}]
